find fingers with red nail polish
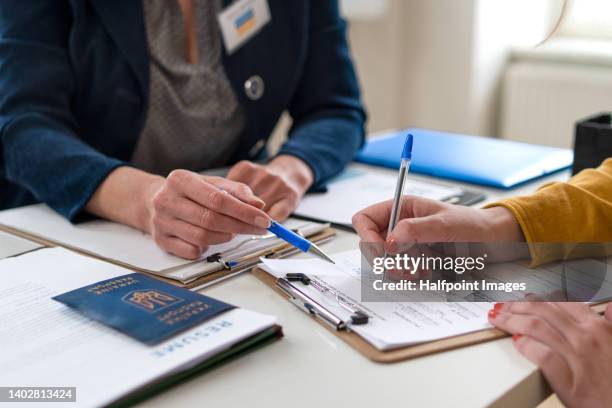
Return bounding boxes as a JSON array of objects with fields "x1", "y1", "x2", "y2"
[{"x1": 385, "y1": 238, "x2": 398, "y2": 254}]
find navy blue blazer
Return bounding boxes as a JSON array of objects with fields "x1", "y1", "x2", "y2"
[{"x1": 0, "y1": 0, "x2": 365, "y2": 220}]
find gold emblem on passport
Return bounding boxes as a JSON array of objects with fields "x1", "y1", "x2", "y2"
[{"x1": 122, "y1": 290, "x2": 183, "y2": 312}]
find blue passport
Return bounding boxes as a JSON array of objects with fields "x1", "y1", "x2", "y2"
[{"x1": 53, "y1": 273, "x2": 235, "y2": 345}]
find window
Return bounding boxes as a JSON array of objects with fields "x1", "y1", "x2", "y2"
[{"x1": 558, "y1": 0, "x2": 612, "y2": 39}]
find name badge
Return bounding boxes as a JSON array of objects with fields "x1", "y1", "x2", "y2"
[{"x1": 218, "y1": 0, "x2": 271, "y2": 55}]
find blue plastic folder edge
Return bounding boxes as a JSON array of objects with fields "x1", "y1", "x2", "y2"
[{"x1": 354, "y1": 128, "x2": 573, "y2": 189}]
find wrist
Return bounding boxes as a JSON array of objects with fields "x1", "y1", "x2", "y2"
[
  {"x1": 137, "y1": 175, "x2": 165, "y2": 232},
  {"x1": 267, "y1": 155, "x2": 314, "y2": 195},
  {"x1": 484, "y1": 206, "x2": 525, "y2": 242},
  {"x1": 86, "y1": 167, "x2": 164, "y2": 233}
]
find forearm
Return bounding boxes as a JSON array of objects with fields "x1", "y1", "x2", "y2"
[
  {"x1": 486, "y1": 158, "x2": 612, "y2": 264},
  {"x1": 85, "y1": 167, "x2": 164, "y2": 233},
  {"x1": 284, "y1": 0, "x2": 365, "y2": 186},
  {"x1": 279, "y1": 117, "x2": 364, "y2": 186}
]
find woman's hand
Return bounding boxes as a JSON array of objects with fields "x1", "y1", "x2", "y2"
[
  {"x1": 227, "y1": 155, "x2": 313, "y2": 221},
  {"x1": 143, "y1": 170, "x2": 271, "y2": 259},
  {"x1": 352, "y1": 196, "x2": 525, "y2": 251},
  {"x1": 87, "y1": 166, "x2": 271, "y2": 259},
  {"x1": 489, "y1": 302, "x2": 612, "y2": 408}
]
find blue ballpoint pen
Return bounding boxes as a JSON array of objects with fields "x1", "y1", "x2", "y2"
[
  {"x1": 216, "y1": 186, "x2": 334, "y2": 263},
  {"x1": 387, "y1": 133, "x2": 413, "y2": 239},
  {"x1": 267, "y1": 220, "x2": 335, "y2": 264}
]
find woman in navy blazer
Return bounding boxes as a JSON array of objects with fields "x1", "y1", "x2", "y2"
[{"x1": 0, "y1": 0, "x2": 365, "y2": 258}]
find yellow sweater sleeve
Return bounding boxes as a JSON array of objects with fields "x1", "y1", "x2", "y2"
[{"x1": 485, "y1": 158, "x2": 612, "y2": 265}]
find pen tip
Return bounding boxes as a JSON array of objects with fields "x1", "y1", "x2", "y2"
[{"x1": 309, "y1": 245, "x2": 335, "y2": 264}]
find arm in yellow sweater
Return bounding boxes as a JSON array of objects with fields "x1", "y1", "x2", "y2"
[{"x1": 487, "y1": 158, "x2": 612, "y2": 265}]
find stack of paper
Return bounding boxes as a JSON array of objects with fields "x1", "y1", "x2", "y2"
[
  {"x1": 263, "y1": 252, "x2": 612, "y2": 350},
  {"x1": 0, "y1": 204, "x2": 328, "y2": 285},
  {"x1": 261, "y1": 250, "x2": 492, "y2": 351},
  {"x1": 0, "y1": 248, "x2": 280, "y2": 407},
  {"x1": 295, "y1": 169, "x2": 464, "y2": 226}
]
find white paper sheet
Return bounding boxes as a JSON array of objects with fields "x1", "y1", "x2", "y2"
[
  {"x1": 0, "y1": 230, "x2": 42, "y2": 259},
  {"x1": 295, "y1": 169, "x2": 463, "y2": 226},
  {"x1": 261, "y1": 250, "x2": 491, "y2": 350},
  {"x1": 0, "y1": 205, "x2": 326, "y2": 280},
  {"x1": 0, "y1": 248, "x2": 277, "y2": 407}
]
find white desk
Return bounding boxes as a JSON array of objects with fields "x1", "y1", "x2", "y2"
[{"x1": 140, "y1": 165, "x2": 571, "y2": 408}]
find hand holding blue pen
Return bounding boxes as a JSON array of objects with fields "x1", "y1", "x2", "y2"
[
  {"x1": 267, "y1": 220, "x2": 335, "y2": 264},
  {"x1": 218, "y1": 187, "x2": 335, "y2": 263}
]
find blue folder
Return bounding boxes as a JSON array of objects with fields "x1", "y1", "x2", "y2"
[{"x1": 355, "y1": 128, "x2": 573, "y2": 189}]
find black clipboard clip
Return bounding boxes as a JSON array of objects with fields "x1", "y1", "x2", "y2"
[
  {"x1": 205, "y1": 223, "x2": 329, "y2": 271},
  {"x1": 275, "y1": 272, "x2": 369, "y2": 330}
]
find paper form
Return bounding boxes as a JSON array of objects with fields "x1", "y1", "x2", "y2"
[
  {"x1": 474, "y1": 257, "x2": 612, "y2": 303},
  {"x1": 295, "y1": 169, "x2": 463, "y2": 226},
  {"x1": 261, "y1": 250, "x2": 492, "y2": 351},
  {"x1": 0, "y1": 204, "x2": 326, "y2": 282},
  {"x1": 0, "y1": 248, "x2": 277, "y2": 407}
]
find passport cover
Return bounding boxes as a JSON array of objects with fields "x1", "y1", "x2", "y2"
[{"x1": 53, "y1": 273, "x2": 235, "y2": 345}]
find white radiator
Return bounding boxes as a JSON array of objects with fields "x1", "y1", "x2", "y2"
[{"x1": 500, "y1": 60, "x2": 612, "y2": 148}]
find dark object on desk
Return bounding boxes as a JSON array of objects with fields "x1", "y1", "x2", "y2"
[
  {"x1": 442, "y1": 190, "x2": 486, "y2": 207},
  {"x1": 573, "y1": 113, "x2": 612, "y2": 175}
]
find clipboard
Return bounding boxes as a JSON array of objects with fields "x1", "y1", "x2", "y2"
[
  {"x1": 160, "y1": 228, "x2": 336, "y2": 289},
  {"x1": 252, "y1": 267, "x2": 611, "y2": 363},
  {"x1": 0, "y1": 222, "x2": 336, "y2": 290}
]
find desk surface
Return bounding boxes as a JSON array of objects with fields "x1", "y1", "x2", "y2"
[{"x1": 138, "y1": 165, "x2": 570, "y2": 408}]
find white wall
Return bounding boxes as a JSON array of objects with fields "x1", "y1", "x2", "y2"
[
  {"x1": 270, "y1": 0, "x2": 559, "y2": 150},
  {"x1": 346, "y1": 0, "x2": 558, "y2": 136},
  {"x1": 343, "y1": 0, "x2": 405, "y2": 133},
  {"x1": 394, "y1": 0, "x2": 478, "y2": 134}
]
